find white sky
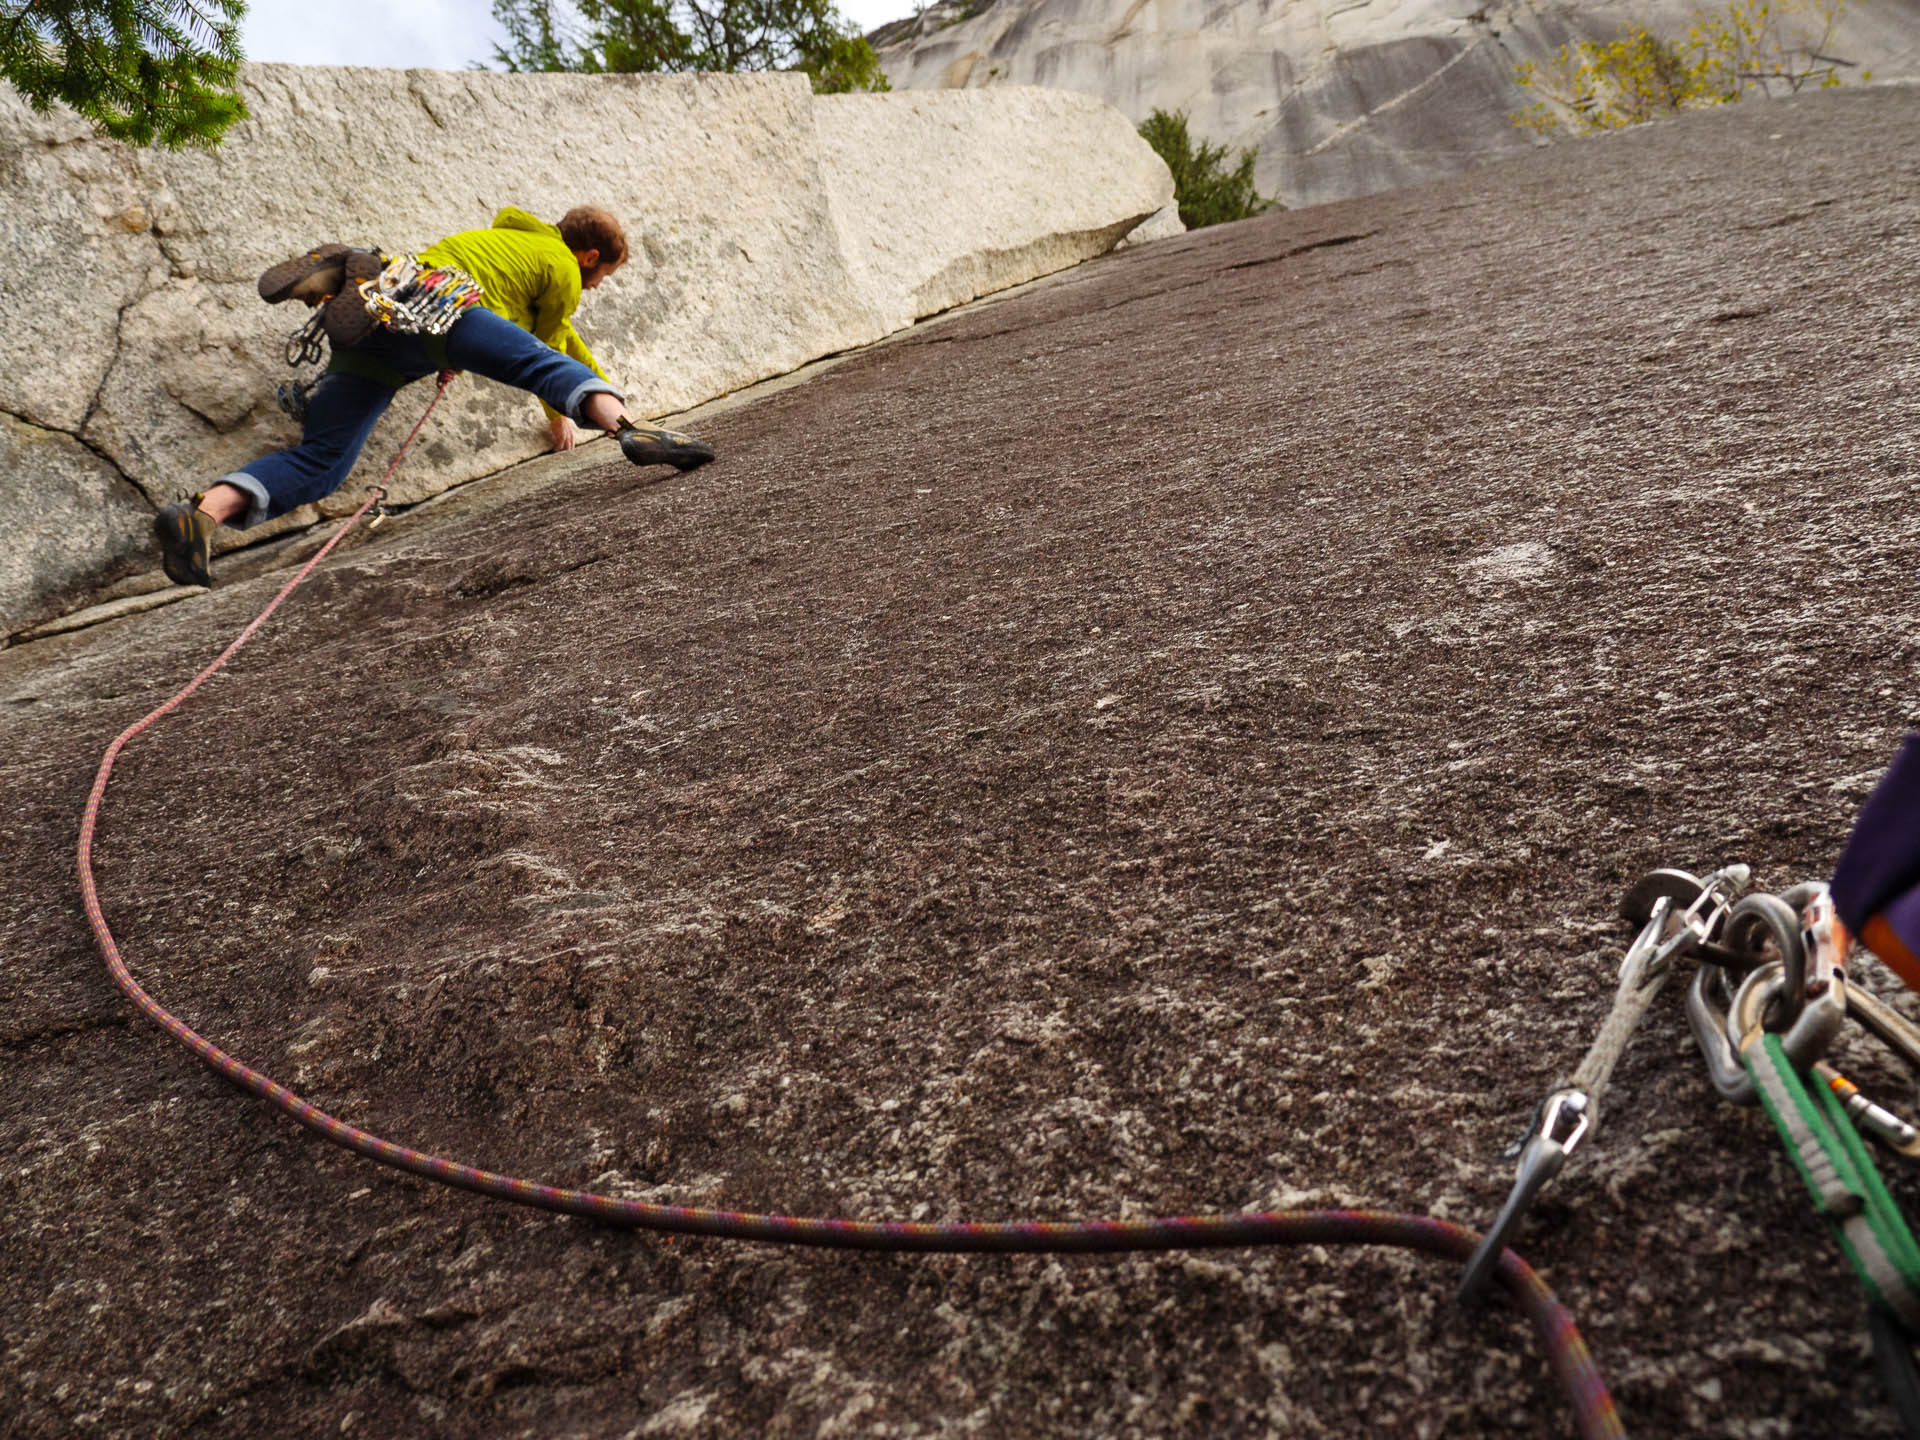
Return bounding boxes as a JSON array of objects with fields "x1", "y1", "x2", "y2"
[{"x1": 241, "y1": 0, "x2": 918, "y2": 70}]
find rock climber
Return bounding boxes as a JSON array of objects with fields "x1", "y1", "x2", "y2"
[{"x1": 154, "y1": 205, "x2": 712, "y2": 588}]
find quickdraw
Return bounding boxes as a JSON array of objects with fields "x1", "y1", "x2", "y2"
[
  {"x1": 1470, "y1": 862, "x2": 1920, "y2": 1437},
  {"x1": 357, "y1": 254, "x2": 484, "y2": 336},
  {"x1": 285, "y1": 307, "x2": 328, "y2": 368},
  {"x1": 1747, "y1": 1032, "x2": 1920, "y2": 1328},
  {"x1": 1458, "y1": 865, "x2": 1752, "y2": 1305}
]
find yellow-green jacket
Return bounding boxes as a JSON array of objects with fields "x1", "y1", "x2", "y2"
[{"x1": 419, "y1": 207, "x2": 610, "y2": 420}]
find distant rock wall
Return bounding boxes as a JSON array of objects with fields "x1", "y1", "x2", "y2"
[
  {"x1": 817, "y1": 90, "x2": 1170, "y2": 324},
  {"x1": 0, "y1": 69, "x2": 1173, "y2": 635},
  {"x1": 873, "y1": 0, "x2": 1920, "y2": 208}
]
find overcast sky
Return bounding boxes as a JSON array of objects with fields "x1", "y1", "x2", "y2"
[{"x1": 241, "y1": 0, "x2": 917, "y2": 70}]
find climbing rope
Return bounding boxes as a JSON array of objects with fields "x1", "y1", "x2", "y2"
[{"x1": 75, "y1": 378, "x2": 1623, "y2": 1439}]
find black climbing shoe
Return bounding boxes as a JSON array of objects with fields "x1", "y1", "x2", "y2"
[
  {"x1": 154, "y1": 497, "x2": 218, "y2": 588},
  {"x1": 322, "y1": 288, "x2": 377, "y2": 349},
  {"x1": 320, "y1": 254, "x2": 387, "y2": 349},
  {"x1": 615, "y1": 419, "x2": 715, "y2": 472},
  {"x1": 258, "y1": 244, "x2": 352, "y2": 304}
]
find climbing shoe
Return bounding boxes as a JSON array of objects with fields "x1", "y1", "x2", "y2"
[
  {"x1": 257, "y1": 244, "x2": 352, "y2": 304},
  {"x1": 312, "y1": 253, "x2": 390, "y2": 349},
  {"x1": 615, "y1": 419, "x2": 715, "y2": 472},
  {"x1": 322, "y1": 288, "x2": 378, "y2": 349},
  {"x1": 154, "y1": 497, "x2": 218, "y2": 588}
]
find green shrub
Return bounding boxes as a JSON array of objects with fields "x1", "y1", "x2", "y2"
[
  {"x1": 491, "y1": 0, "x2": 888, "y2": 94},
  {"x1": 1513, "y1": 0, "x2": 1867, "y2": 138},
  {"x1": 0, "y1": 0, "x2": 247, "y2": 147},
  {"x1": 1137, "y1": 108, "x2": 1276, "y2": 230}
]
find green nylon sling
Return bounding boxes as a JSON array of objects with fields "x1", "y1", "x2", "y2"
[{"x1": 1745, "y1": 1032, "x2": 1920, "y2": 1331}]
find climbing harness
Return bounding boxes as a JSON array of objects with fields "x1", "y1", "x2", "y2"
[
  {"x1": 76, "y1": 441, "x2": 1622, "y2": 1440},
  {"x1": 272, "y1": 249, "x2": 483, "y2": 417},
  {"x1": 1469, "y1": 861, "x2": 1920, "y2": 1436}
]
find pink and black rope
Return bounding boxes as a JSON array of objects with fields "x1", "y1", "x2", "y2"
[{"x1": 74, "y1": 386, "x2": 1624, "y2": 1440}]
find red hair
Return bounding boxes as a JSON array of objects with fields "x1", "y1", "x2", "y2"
[{"x1": 558, "y1": 206, "x2": 628, "y2": 266}]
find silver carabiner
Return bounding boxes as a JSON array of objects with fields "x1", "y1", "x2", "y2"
[
  {"x1": 1688, "y1": 962, "x2": 1756, "y2": 1104},
  {"x1": 1819, "y1": 1062, "x2": 1920, "y2": 1161},
  {"x1": 1722, "y1": 891, "x2": 1811, "y2": 1030},
  {"x1": 1457, "y1": 1090, "x2": 1590, "y2": 1306},
  {"x1": 1729, "y1": 959, "x2": 1847, "y2": 1073},
  {"x1": 1619, "y1": 894, "x2": 1674, "y2": 984},
  {"x1": 1618, "y1": 864, "x2": 1751, "y2": 985}
]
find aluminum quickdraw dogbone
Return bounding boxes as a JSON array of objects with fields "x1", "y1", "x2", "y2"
[{"x1": 1458, "y1": 865, "x2": 1752, "y2": 1306}]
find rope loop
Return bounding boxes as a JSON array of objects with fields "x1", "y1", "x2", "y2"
[{"x1": 74, "y1": 373, "x2": 1622, "y2": 1440}]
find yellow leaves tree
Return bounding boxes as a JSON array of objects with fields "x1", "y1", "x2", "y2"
[{"x1": 1512, "y1": 0, "x2": 1868, "y2": 138}]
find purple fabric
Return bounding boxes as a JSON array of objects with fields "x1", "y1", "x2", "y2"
[
  {"x1": 1829, "y1": 733, "x2": 1920, "y2": 945},
  {"x1": 1885, "y1": 884, "x2": 1920, "y2": 961}
]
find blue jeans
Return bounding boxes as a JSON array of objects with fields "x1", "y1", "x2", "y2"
[{"x1": 220, "y1": 305, "x2": 619, "y2": 527}]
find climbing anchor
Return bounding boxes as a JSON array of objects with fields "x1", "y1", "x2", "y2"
[{"x1": 1457, "y1": 864, "x2": 1751, "y2": 1305}]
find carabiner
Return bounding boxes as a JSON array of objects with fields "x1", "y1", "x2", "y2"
[
  {"x1": 1729, "y1": 959, "x2": 1847, "y2": 1074},
  {"x1": 1457, "y1": 1089, "x2": 1590, "y2": 1307},
  {"x1": 1722, "y1": 892, "x2": 1810, "y2": 1031},
  {"x1": 1820, "y1": 1063, "x2": 1920, "y2": 1162},
  {"x1": 1617, "y1": 864, "x2": 1751, "y2": 984},
  {"x1": 1688, "y1": 962, "x2": 1756, "y2": 1104}
]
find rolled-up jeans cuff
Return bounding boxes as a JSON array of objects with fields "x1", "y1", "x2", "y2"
[
  {"x1": 218, "y1": 471, "x2": 273, "y2": 529},
  {"x1": 564, "y1": 380, "x2": 621, "y2": 423}
]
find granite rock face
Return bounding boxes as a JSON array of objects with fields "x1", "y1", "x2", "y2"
[
  {"x1": 4, "y1": 83, "x2": 1920, "y2": 1440},
  {"x1": 873, "y1": 0, "x2": 1920, "y2": 208},
  {"x1": 0, "y1": 69, "x2": 1172, "y2": 635},
  {"x1": 0, "y1": 415, "x2": 155, "y2": 624},
  {"x1": 817, "y1": 89, "x2": 1172, "y2": 326}
]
